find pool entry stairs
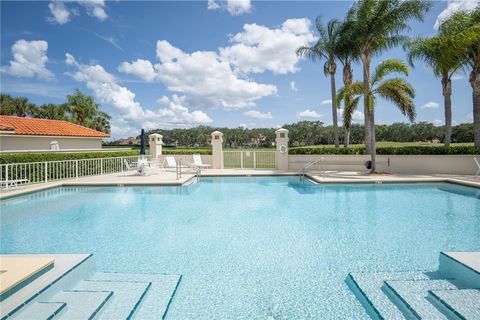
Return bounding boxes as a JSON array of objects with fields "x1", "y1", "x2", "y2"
[
  {"x1": 348, "y1": 252, "x2": 480, "y2": 319},
  {"x1": 0, "y1": 254, "x2": 181, "y2": 320}
]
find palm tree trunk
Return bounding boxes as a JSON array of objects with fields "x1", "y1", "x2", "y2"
[
  {"x1": 343, "y1": 63, "x2": 353, "y2": 149},
  {"x1": 370, "y1": 108, "x2": 377, "y2": 173},
  {"x1": 362, "y1": 53, "x2": 372, "y2": 154},
  {"x1": 330, "y1": 73, "x2": 339, "y2": 149},
  {"x1": 442, "y1": 76, "x2": 452, "y2": 147},
  {"x1": 344, "y1": 128, "x2": 350, "y2": 148},
  {"x1": 470, "y1": 66, "x2": 480, "y2": 150}
]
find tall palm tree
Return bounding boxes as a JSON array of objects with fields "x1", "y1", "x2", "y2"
[
  {"x1": 296, "y1": 17, "x2": 341, "y2": 149},
  {"x1": 439, "y1": 7, "x2": 480, "y2": 149},
  {"x1": 36, "y1": 103, "x2": 70, "y2": 120},
  {"x1": 346, "y1": 0, "x2": 430, "y2": 154},
  {"x1": 337, "y1": 59, "x2": 416, "y2": 172},
  {"x1": 335, "y1": 19, "x2": 360, "y2": 149},
  {"x1": 0, "y1": 94, "x2": 14, "y2": 115},
  {"x1": 406, "y1": 35, "x2": 464, "y2": 147}
]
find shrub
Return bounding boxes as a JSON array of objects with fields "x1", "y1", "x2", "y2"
[
  {"x1": 0, "y1": 150, "x2": 140, "y2": 164},
  {"x1": 163, "y1": 148, "x2": 212, "y2": 155},
  {"x1": 288, "y1": 145, "x2": 479, "y2": 155}
]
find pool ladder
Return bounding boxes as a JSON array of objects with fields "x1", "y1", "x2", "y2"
[{"x1": 299, "y1": 157, "x2": 326, "y2": 180}]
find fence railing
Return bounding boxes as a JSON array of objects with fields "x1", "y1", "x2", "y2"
[
  {"x1": 223, "y1": 150, "x2": 276, "y2": 169},
  {"x1": 0, "y1": 155, "x2": 150, "y2": 189}
]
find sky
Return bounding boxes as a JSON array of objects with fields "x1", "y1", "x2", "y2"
[{"x1": 0, "y1": 0, "x2": 478, "y2": 138}]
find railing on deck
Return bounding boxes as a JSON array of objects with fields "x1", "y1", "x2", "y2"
[
  {"x1": 0, "y1": 155, "x2": 150, "y2": 189},
  {"x1": 223, "y1": 150, "x2": 276, "y2": 169}
]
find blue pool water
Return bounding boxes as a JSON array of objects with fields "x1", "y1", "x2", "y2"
[{"x1": 1, "y1": 177, "x2": 480, "y2": 319}]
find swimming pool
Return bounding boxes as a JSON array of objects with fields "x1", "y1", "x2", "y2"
[{"x1": 1, "y1": 177, "x2": 479, "y2": 319}]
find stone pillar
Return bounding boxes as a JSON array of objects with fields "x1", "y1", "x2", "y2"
[
  {"x1": 275, "y1": 128, "x2": 289, "y2": 170},
  {"x1": 149, "y1": 133, "x2": 163, "y2": 160},
  {"x1": 211, "y1": 131, "x2": 224, "y2": 169}
]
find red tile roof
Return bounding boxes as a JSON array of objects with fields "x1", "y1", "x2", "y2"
[{"x1": 0, "y1": 116, "x2": 109, "y2": 138}]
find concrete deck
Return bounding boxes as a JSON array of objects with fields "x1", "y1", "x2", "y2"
[
  {"x1": 1, "y1": 169, "x2": 479, "y2": 199},
  {"x1": 0, "y1": 257, "x2": 54, "y2": 296}
]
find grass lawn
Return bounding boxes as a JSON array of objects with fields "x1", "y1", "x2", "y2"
[{"x1": 300, "y1": 141, "x2": 474, "y2": 148}]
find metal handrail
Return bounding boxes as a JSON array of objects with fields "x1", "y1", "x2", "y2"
[{"x1": 299, "y1": 157, "x2": 326, "y2": 180}]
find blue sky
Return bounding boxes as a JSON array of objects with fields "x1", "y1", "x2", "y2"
[{"x1": 0, "y1": 0, "x2": 477, "y2": 138}]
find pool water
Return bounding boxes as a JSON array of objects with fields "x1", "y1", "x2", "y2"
[{"x1": 1, "y1": 177, "x2": 480, "y2": 319}]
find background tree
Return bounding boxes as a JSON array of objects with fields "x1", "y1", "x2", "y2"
[
  {"x1": 346, "y1": 0, "x2": 430, "y2": 154},
  {"x1": 296, "y1": 18, "x2": 341, "y2": 149},
  {"x1": 66, "y1": 89, "x2": 100, "y2": 126},
  {"x1": 338, "y1": 59, "x2": 416, "y2": 171}
]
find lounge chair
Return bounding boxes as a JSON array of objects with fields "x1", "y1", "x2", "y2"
[
  {"x1": 192, "y1": 154, "x2": 211, "y2": 169},
  {"x1": 475, "y1": 157, "x2": 480, "y2": 179},
  {"x1": 161, "y1": 156, "x2": 191, "y2": 171},
  {"x1": 123, "y1": 159, "x2": 137, "y2": 176},
  {"x1": 0, "y1": 178, "x2": 29, "y2": 189}
]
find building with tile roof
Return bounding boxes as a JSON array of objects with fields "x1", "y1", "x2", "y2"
[{"x1": 0, "y1": 116, "x2": 109, "y2": 153}]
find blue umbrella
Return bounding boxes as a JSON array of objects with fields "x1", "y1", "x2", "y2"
[{"x1": 140, "y1": 128, "x2": 145, "y2": 155}]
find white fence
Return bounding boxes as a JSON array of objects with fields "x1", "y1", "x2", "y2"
[
  {"x1": 0, "y1": 155, "x2": 149, "y2": 189},
  {"x1": 223, "y1": 150, "x2": 276, "y2": 169}
]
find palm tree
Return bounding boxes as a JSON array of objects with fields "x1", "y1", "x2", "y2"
[
  {"x1": 337, "y1": 59, "x2": 416, "y2": 172},
  {"x1": 439, "y1": 7, "x2": 480, "y2": 149},
  {"x1": 335, "y1": 19, "x2": 360, "y2": 149},
  {"x1": 346, "y1": 0, "x2": 430, "y2": 154},
  {"x1": 296, "y1": 17, "x2": 341, "y2": 149},
  {"x1": 11, "y1": 97, "x2": 37, "y2": 117},
  {"x1": 0, "y1": 94, "x2": 14, "y2": 115},
  {"x1": 406, "y1": 35, "x2": 464, "y2": 147},
  {"x1": 36, "y1": 103, "x2": 70, "y2": 120},
  {"x1": 67, "y1": 89, "x2": 99, "y2": 126}
]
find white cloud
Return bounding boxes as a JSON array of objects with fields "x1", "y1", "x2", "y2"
[
  {"x1": 434, "y1": 119, "x2": 444, "y2": 126},
  {"x1": 47, "y1": 0, "x2": 107, "y2": 24},
  {"x1": 320, "y1": 99, "x2": 332, "y2": 105},
  {"x1": 466, "y1": 112, "x2": 473, "y2": 121},
  {"x1": 220, "y1": 18, "x2": 315, "y2": 74},
  {"x1": 65, "y1": 53, "x2": 212, "y2": 136},
  {"x1": 208, "y1": 0, "x2": 252, "y2": 15},
  {"x1": 47, "y1": 1, "x2": 72, "y2": 24},
  {"x1": 434, "y1": 0, "x2": 478, "y2": 29},
  {"x1": 1, "y1": 40, "x2": 54, "y2": 80},
  {"x1": 421, "y1": 101, "x2": 439, "y2": 109},
  {"x1": 119, "y1": 40, "x2": 277, "y2": 109},
  {"x1": 239, "y1": 123, "x2": 247, "y2": 128},
  {"x1": 94, "y1": 33, "x2": 123, "y2": 51},
  {"x1": 451, "y1": 74, "x2": 465, "y2": 80},
  {"x1": 290, "y1": 81, "x2": 298, "y2": 92},
  {"x1": 244, "y1": 110, "x2": 273, "y2": 119},
  {"x1": 118, "y1": 59, "x2": 156, "y2": 82},
  {"x1": 297, "y1": 109, "x2": 322, "y2": 119}
]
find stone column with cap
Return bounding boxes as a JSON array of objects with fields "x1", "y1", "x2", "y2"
[
  {"x1": 149, "y1": 133, "x2": 163, "y2": 160},
  {"x1": 211, "y1": 131, "x2": 224, "y2": 169},
  {"x1": 275, "y1": 128, "x2": 289, "y2": 170}
]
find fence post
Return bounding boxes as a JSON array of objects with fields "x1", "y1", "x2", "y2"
[
  {"x1": 76, "y1": 160, "x2": 79, "y2": 178},
  {"x1": 253, "y1": 152, "x2": 256, "y2": 169},
  {"x1": 275, "y1": 128, "x2": 289, "y2": 170},
  {"x1": 44, "y1": 162, "x2": 48, "y2": 183},
  {"x1": 5, "y1": 164, "x2": 9, "y2": 189},
  {"x1": 211, "y1": 131, "x2": 224, "y2": 169},
  {"x1": 100, "y1": 158, "x2": 104, "y2": 175},
  {"x1": 240, "y1": 152, "x2": 244, "y2": 169}
]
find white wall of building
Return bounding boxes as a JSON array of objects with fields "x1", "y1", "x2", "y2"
[{"x1": 0, "y1": 135, "x2": 103, "y2": 152}]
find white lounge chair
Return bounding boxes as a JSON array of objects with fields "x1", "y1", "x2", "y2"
[
  {"x1": 192, "y1": 154, "x2": 211, "y2": 169},
  {"x1": 123, "y1": 159, "x2": 137, "y2": 176},
  {"x1": 161, "y1": 156, "x2": 191, "y2": 171},
  {"x1": 475, "y1": 157, "x2": 480, "y2": 179},
  {"x1": 0, "y1": 178, "x2": 29, "y2": 189}
]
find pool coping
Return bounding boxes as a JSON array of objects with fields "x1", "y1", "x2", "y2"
[{"x1": 1, "y1": 173, "x2": 479, "y2": 200}]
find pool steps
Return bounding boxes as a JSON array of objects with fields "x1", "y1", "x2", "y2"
[
  {"x1": 348, "y1": 252, "x2": 480, "y2": 320},
  {"x1": 4, "y1": 256, "x2": 182, "y2": 320}
]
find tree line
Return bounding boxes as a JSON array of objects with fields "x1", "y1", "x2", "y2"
[
  {"x1": 296, "y1": 0, "x2": 479, "y2": 172},
  {"x1": 0, "y1": 89, "x2": 111, "y2": 134},
  {"x1": 132, "y1": 121, "x2": 474, "y2": 149}
]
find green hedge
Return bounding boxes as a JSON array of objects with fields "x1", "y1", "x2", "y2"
[
  {"x1": 0, "y1": 150, "x2": 140, "y2": 164},
  {"x1": 163, "y1": 148, "x2": 212, "y2": 155},
  {"x1": 289, "y1": 145, "x2": 479, "y2": 155}
]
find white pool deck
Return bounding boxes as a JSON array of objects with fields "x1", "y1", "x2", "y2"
[{"x1": 1, "y1": 169, "x2": 479, "y2": 199}]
